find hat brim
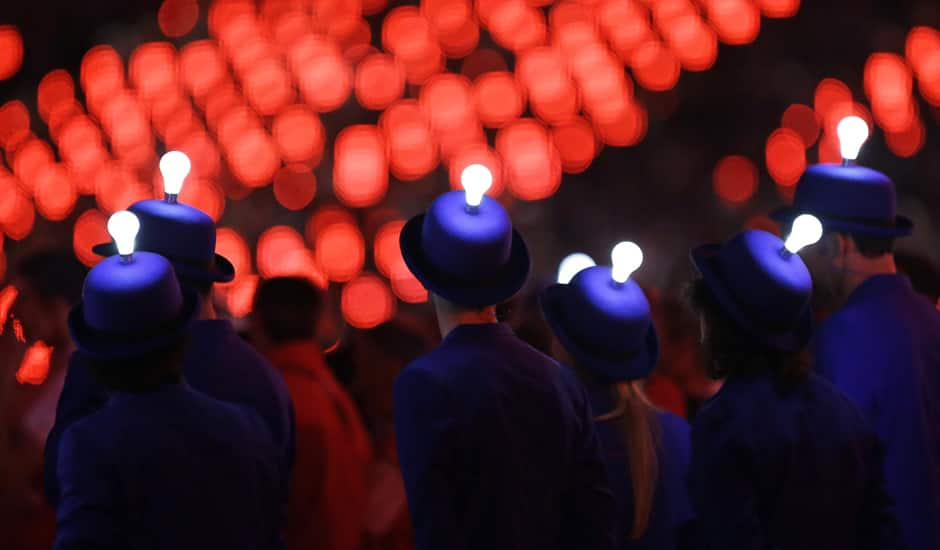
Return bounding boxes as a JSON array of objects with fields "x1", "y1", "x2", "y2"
[
  {"x1": 539, "y1": 284, "x2": 659, "y2": 382},
  {"x1": 399, "y1": 214, "x2": 530, "y2": 307},
  {"x1": 68, "y1": 287, "x2": 201, "y2": 360},
  {"x1": 691, "y1": 243, "x2": 812, "y2": 353},
  {"x1": 92, "y1": 242, "x2": 235, "y2": 284},
  {"x1": 770, "y1": 207, "x2": 913, "y2": 238}
]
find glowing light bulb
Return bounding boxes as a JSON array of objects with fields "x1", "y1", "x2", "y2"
[
  {"x1": 159, "y1": 150, "x2": 191, "y2": 201},
  {"x1": 108, "y1": 210, "x2": 140, "y2": 259},
  {"x1": 611, "y1": 241, "x2": 643, "y2": 284},
  {"x1": 461, "y1": 164, "x2": 492, "y2": 210},
  {"x1": 836, "y1": 116, "x2": 869, "y2": 164},
  {"x1": 783, "y1": 214, "x2": 823, "y2": 255},
  {"x1": 557, "y1": 253, "x2": 596, "y2": 284}
]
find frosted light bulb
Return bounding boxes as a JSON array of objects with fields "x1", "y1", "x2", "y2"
[
  {"x1": 611, "y1": 241, "x2": 643, "y2": 284},
  {"x1": 461, "y1": 164, "x2": 493, "y2": 210},
  {"x1": 836, "y1": 116, "x2": 869, "y2": 163},
  {"x1": 784, "y1": 214, "x2": 823, "y2": 255},
  {"x1": 557, "y1": 253, "x2": 596, "y2": 284},
  {"x1": 159, "y1": 151, "x2": 191, "y2": 200},
  {"x1": 108, "y1": 210, "x2": 140, "y2": 259}
]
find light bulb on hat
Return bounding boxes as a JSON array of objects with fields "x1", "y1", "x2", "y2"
[
  {"x1": 611, "y1": 241, "x2": 643, "y2": 285},
  {"x1": 108, "y1": 210, "x2": 141, "y2": 262},
  {"x1": 461, "y1": 164, "x2": 492, "y2": 213},
  {"x1": 557, "y1": 253, "x2": 596, "y2": 284},
  {"x1": 783, "y1": 214, "x2": 823, "y2": 256},
  {"x1": 159, "y1": 151, "x2": 191, "y2": 203},
  {"x1": 836, "y1": 116, "x2": 869, "y2": 166}
]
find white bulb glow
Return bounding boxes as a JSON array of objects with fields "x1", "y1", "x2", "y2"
[
  {"x1": 836, "y1": 116, "x2": 869, "y2": 162},
  {"x1": 611, "y1": 241, "x2": 643, "y2": 284},
  {"x1": 557, "y1": 253, "x2": 596, "y2": 284},
  {"x1": 107, "y1": 210, "x2": 140, "y2": 257},
  {"x1": 159, "y1": 151, "x2": 191, "y2": 196},
  {"x1": 784, "y1": 214, "x2": 823, "y2": 254},
  {"x1": 461, "y1": 164, "x2": 493, "y2": 208}
]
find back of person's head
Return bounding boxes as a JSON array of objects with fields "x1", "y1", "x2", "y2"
[
  {"x1": 846, "y1": 233, "x2": 894, "y2": 259},
  {"x1": 687, "y1": 278, "x2": 810, "y2": 384},
  {"x1": 87, "y1": 338, "x2": 187, "y2": 393},
  {"x1": 13, "y1": 250, "x2": 87, "y2": 306},
  {"x1": 178, "y1": 276, "x2": 214, "y2": 298},
  {"x1": 252, "y1": 277, "x2": 322, "y2": 344}
]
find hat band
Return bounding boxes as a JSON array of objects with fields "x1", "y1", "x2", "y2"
[
  {"x1": 798, "y1": 209, "x2": 899, "y2": 229},
  {"x1": 85, "y1": 307, "x2": 189, "y2": 347}
]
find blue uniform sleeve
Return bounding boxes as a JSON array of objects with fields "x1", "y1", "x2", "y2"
[
  {"x1": 44, "y1": 352, "x2": 110, "y2": 508},
  {"x1": 393, "y1": 367, "x2": 466, "y2": 550},
  {"x1": 54, "y1": 423, "x2": 124, "y2": 550}
]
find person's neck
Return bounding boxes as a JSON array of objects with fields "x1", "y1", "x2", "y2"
[
  {"x1": 842, "y1": 253, "x2": 897, "y2": 298},
  {"x1": 436, "y1": 308, "x2": 498, "y2": 338}
]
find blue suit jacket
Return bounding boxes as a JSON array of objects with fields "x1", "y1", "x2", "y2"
[
  {"x1": 689, "y1": 372, "x2": 901, "y2": 550},
  {"x1": 587, "y1": 385, "x2": 693, "y2": 550},
  {"x1": 45, "y1": 320, "x2": 295, "y2": 508},
  {"x1": 393, "y1": 323, "x2": 616, "y2": 550},
  {"x1": 816, "y1": 274, "x2": 940, "y2": 550},
  {"x1": 54, "y1": 383, "x2": 282, "y2": 549}
]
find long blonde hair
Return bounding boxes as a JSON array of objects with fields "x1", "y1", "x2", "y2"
[{"x1": 597, "y1": 380, "x2": 661, "y2": 540}]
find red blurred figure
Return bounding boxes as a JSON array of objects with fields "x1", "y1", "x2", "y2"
[{"x1": 251, "y1": 277, "x2": 372, "y2": 550}]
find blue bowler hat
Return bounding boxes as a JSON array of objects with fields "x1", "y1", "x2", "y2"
[
  {"x1": 691, "y1": 228, "x2": 817, "y2": 352},
  {"x1": 540, "y1": 243, "x2": 658, "y2": 382},
  {"x1": 69, "y1": 212, "x2": 200, "y2": 360},
  {"x1": 399, "y1": 165, "x2": 530, "y2": 307}
]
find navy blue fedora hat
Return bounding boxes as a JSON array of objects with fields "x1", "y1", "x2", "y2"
[
  {"x1": 771, "y1": 164, "x2": 913, "y2": 238},
  {"x1": 399, "y1": 190, "x2": 530, "y2": 307},
  {"x1": 540, "y1": 265, "x2": 659, "y2": 382},
  {"x1": 691, "y1": 229, "x2": 813, "y2": 352},
  {"x1": 69, "y1": 251, "x2": 200, "y2": 360},
  {"x1": 93, "y1": 199, "x2": 235, "y2": 284}
]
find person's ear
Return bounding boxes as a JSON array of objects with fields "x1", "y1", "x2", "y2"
[{"x1": 831, "y1": 233, "x2": 853, "y2": 268}]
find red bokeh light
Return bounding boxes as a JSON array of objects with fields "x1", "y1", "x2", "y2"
[
  {"x1": 420, "y1": 74, "x2": 475, "y2": 132},
  {"x1": 497, "y1": 118, "x2": 562, "y2": 201},
  {"x1": 72, "y1": 209, "x2": 109, "y2": 267},
  {"x1": 0, "y1": 285, "x2": 18, "y2": 329},
  {"x1": 594, "y1": 101, "x2": 648, "y2": 147},
  {"x1": 80, "y1": 46, "x2": 126, "y2": 115},
  {"x1": 333, "y1": 125, "x2": 388, "y2": 207},
  {"x1": 227, "y1": 275, "x2": 259, "y2": 318},
  {"x1": 662, "y1": 14, "x2": 719, "y2": 72},
  {"x1": 381, "y1": 7, "x2": 445, "y2": 85},
  {"x1": 93, "y1": 162, "x2": 150, "y2": 214},
  {"x1": 341, "y1": 273, "x2": 396, "y2": 329},
  {"x1": 274, "y1": 164, "x2": 318, "y2": 211},
  {"x1": 552, "y1": 118, "x2": 598, "y2": 174},
  {"x1": 473, "y1": 71, "x2": 524, "y2": 128},
  {"x1": 242, "y1": 58, "x2": 294, "y2": 115},
  {"x1": 180, "y1": 40, "x2": 227, "y2": 98},
  {"x1": 272, "y1": 104, "x2": 326, "y2": 165},
  {"x1": 257, "y1": 225, "x2": 306, "y2": 279},
  {"x1": 315, "y1": 221, "x2": 366, "y2": 282},
  {"x1": 373, "y1": 219, "x2": 406, "y2": 278},
  {"x1": 865, "y1": 53, "x2": 915, "y2": 132},
  {"x1": 380, "y1": 100, "x2": 439, "y2": 181},
  {"x1": 1, "y1": 192, "x2": 35, "y2": 241},
  {"x1": 355, "y1": 53, "x2": 405, "y2": 110},
  {"x1": 34, "y1": 164, "x2": 77, "y2": 221},
  {"x1": 13, "y1": 138, "x2": 55, "y2": 194},
  {"x1": 0, "y1": 26, "x2": 24, "y2": 81},
  {"x1": 885, "y1": 118, "x2": 926, "y2": 158},
  {"x1": 215, "y1": 227, "x2": 252, "y2": 285},
  {"x1": 159, "y1": 0, "x2": 200, "y2": 38},
  {"x1": 598, "y1": 1, "x2": 654, "y2": 63},
  {"x1": 129, "y1": 42, "x2": 180, "y2": 101},
  {"x1": 759, "y1": 0, "x2": 800, "y2": 18},
  {"x1": 460, "y1": 48, "x2": 508, "y2": 79},
  {"x1": 276, "y1": 248, "x2": 329, "y2": 289},
  {"x1": 37, "y1": 70, "x2": 75, "y2": 123},
  {"x1": 707, "y1": 0, "x2": 761, "y2": 45},
  {"x1": 447, "y1": 143, "x2": 504, "y2": 197},
  {"x1": 713, "y1": 155, "x2": 758, "y2": 204},
  {"x1": 227, "y1": 130, "x2": 280, "y2": 187},
  {"x1": 813, "y1": 78, "x2": 852, "y2": 116},
  {"x1": 906, "y1": 26, "x2": 940, "y2": 105},
  {"x1": 176, "y1": 130, "x2": 221, "y2": 179},
  {"x1": 390, "y1": 264, "x2": 429, "y2": 303},
  {"x1": 178, "y1": 178, "x2": 225, "y2": 221},
  {"x1": 0, "y1": 101, "x2": 30, "y2": 152},
  {"x1": 816, "y1": 131, "x2": 841, "y2": 164},
  {"x1": 765, "y1": 128, "x2": 807, "y2": 187},
  {"x1": 780, "y1": 104, "x2": 820, "y2": 148},
  {"x1": 16, "y1": 341, "x2": 54, "y2": 385},
  {"x1": 631, "y1": 40, "x2": 681, "y2": 91},
  {"x1": 306, "y1": 205, "x2": 356, "y2": 245},
  {"x1": 290, "y1": 35, "x2": 353, "y2": 112},
  {"x1": 488, "y1": 1, "x2": 547, "y2": 53}
]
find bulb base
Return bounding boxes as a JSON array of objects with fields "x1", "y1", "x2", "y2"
[
  {"x1": 119, "y1": 253, "x2": 134, "y2": 264},
  {"x1": 610, "y1": 279, "x2": 625, "y2": 289},
  {"x1": 841, "y1": 158, "x2": 855, "y2": 167},
  {"x1": 779, "y1": 247, "x2": 794, "y2": 259},
  {"x1": 164, "y1": 193, "x2": 179, "y2": 204},
  {"x1": 464, "y1": 204, "x2": 480, "y2": 215}
]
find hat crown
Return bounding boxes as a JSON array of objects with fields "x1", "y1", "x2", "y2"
[
  {"x1": 82, "y1": 252, "x2": 184, "y2": 334},
  {"x1": 794, "y1": 164, "x2": 897, "y2": 225},
  {"x1": 715, "y1": 230, "x2": 811, "y2": 332},
  {"x1": 562, "y1": 266, "x2": 651, "y2": 358},
  {"x1": 128, "y1": 200, "x2": 217, "y2": 264},
  {"x1": 420, "y1": 191, "x2": 513, "y2": 280}
]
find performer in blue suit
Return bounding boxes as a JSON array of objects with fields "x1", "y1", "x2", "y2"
[
  {"x1": 44, "y1": 152, "x2": 294, "y2": 512},
  {"x1": 540, "y1": 243, "x2": 694, "y2": 549},
  {"x1": 55, "y1": 211, "x2": 281, "y2": 549},
  {"x1": 394, "y1": 165, "x2": 615, "y2": 550},
  {"x1": 687, "y1": 226, "x2": 901, "y2": 550},
  {"x1": 773, "y1": 117, "x2": 940, "y2": 550}
]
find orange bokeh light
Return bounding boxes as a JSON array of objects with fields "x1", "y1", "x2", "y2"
[
  {"x1": 713, "y1": 155, "x2": 758, "y2": 204},
  {"x1": 306, "y1": 205, "x2": 356, "y2": 245},
  {"x1": 816, "y1": 132, "x2": 840, "y2": 165},
  {"x1": 215, "y1": 227, "x2": 252, "y2": 285},
  {"x1": 179, "y1": 178, "x2": 225, "y2": 221},
  {"x1": 34, "y1": 164, "x2": 77, "y2": 221},
  {"x1": 594, "y1": 101, "x2": 648, "y2": 147},
  {"x1": 242, "y1": 58, "x2": 294, "y2": 115},
  {"x1": 488, "y1": 1, "x2": 547, "y2": 53},
  {"x1": 552, "y1": 118, "x2": 598, "y2": 174},
  {"x1": 885, "y1": 118, "x2": 926, "y2": 158},
  {"x1": 341, "y1": 273, "x2": 396, "y2": 329},
  {"x1": 315, "y1": 221, "x2": 366, "y2": 282},
  {"x1": 765, "y1": 128, "x2": 807, "y2": 187},
  {"x1": 631, "y1": 40, "x2": 681, "y2": 92},
  {"x1": 707, "y1": 0, "x2": 761, "y2": 45},
  {"x1": 129, "y1": 42, "x2": 180, "y2": 101},
  {"x1": 13, "y1": 138, "x2": 55, "y2": 194},
  {"x1": 80, "y1": 46, "x2": 126, "y2": 115},
  {"x1": 355, "y1": 53, "x2": 405, "y2": 110},
  {"x1": 0, "y1": 100, "x2": 30, "y2": 152},
  {"x1": 37, "y1": 70, "x2": 75, "y2": 123},
  {"x1": 0, "y1": 26, "x2": 24, "y2": 81},
  {"x1": 906, "y1": 26, "x2": 940, "y2": 104},
  {"x1": 176, "y1": 130, "x2": 221, "y2": 179},
  {"x1": 380, "y1": 101, "x2": 439, "y2": 181},
  {"x1": 663, "y1": 14, "x2": 719, "y2": 72},
  {"x1": 180, "y1": 40, "x2": 227, "y2": 98},
  {"x1": 420, "y1": 74, "x2": 475, "y2": 132},
  {"x1": 759, "y1": 0, "x2": 800, "y2": 18},
  {"x1": 373, "y1": 219, "x2": 406, "y2": 278},
  {"x1": 390, "y1": 264, "x2": 428, "y2": 303},
  {"x1": 226, "y1": 130, "x2": 280, "y2": 188},
  {"x1": 333, "y1": 125, "x2": 388, "y2": 207},
  {"x1": 0, "y1": 284, "x2": 18, "y2": 329},
  {"x1": 227, "y1": 275, "x2": 259, "y2": 318},
  {"x1": 496, "y1": 118, "x2": 562, "y2": 201},
  {"x1": 16, "y1": 340, "x2": 54, "y2": 385},
  {"x1": 274, "y1": 164, "x2": 318, "y2": 211},
  {"x1": 159, "y1": 0, "x2": 200, "y2": 38},
  {"x1": 290, "y1": 35, "x2": 353, "y2": 112},
  {"x1": 257, "y1": 225, "x2": 307, "y2": 279},
  {"x1": 447, "y1": 143, "x2": 504, "y2": 197},
  {"x1": 460, "y1": 48, "x2": 508, "y2": 79},
  {"x1": 473, "y1": 71, "x2": 525, "y2": 128},
  {"x1": 72, "y1": 209, "x2": 109, "y2": 267},
  {"x1": 780, "y1": 104, "x2": 820, "y2": 148},
  {"x1": 272, "y1": 104, "x2": 326, "y2": 165}
]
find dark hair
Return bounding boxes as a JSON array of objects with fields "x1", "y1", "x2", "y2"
[
  {"x1": 686, "y1": 279, "x2": 810, "y2": 384},
  {"x1": 87, "y1": 338, "x2": 186, "y2": 393},
  {"x1": 253, "y1": 277, "x2": 323, "y2": 343},
  {"x1": 848, "y1": 233, "x2": 894, "y2": 258},
  {"x1": 178, "y1": 275, "x2": 213, "y2": 297},
  {"x1": 14, "y1": 251, "x2": 87, "y2": 305}
]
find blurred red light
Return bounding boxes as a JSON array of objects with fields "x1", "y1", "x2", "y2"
[
  {"x1": 373, "y1": 219, "x2": 406, "y2": 278},
  {"x1": 180, "y1": 41, "x2": 227, "y2": 98},
  {"x1": 333, "y1": 125, "x2": 388, "y2": 207},
  {"x1": 16, "y1": 341, "x2": 54, "y2": 385},
  {"x1": 129, "y1": 42, "x2": 180, "y2": 101},
  {"x1": 290, "y1": 35, "x2": 352, "y2": 112},
  {"x1": 906, "y1": 27, "x2": 940, "y2": 100},
  {"x1": 362, "y1": 0, "x2": 388, "y2": 16},
  {"x1": 1, "y1": 192, "x2": 35, "y2": 241},
  {"x1": 355, "y1": 53, "x2": 405, "y2": 110},
  {"x1": 274, "y1": 164, "x2": 318, "y2": 211},
  {"x1": 315, "y1": 221, "x2": 366, "y2": 282},
  {"x1": 341, "y1": 274, "x2": 396, "y2": 329},
  {"x1": 272, "y1": 104, "x2": 326, "y2": 165},
  {"x1": 496, "y1": 118, "x2": 563, "y2": 201},
  {"x1": 73, "y1": 209, "x2": 109, "y2": 267},
  {"x1": 438, "y1": 18, "x2": 480, "y2": 59},
  {"x1": 0, "y1": 101, "x2": 31, "y2": 152},
  {"x1": 885, "y1": 117, "x2": 926, "y2": 158},
  {"x1": 80, "y1": 46, "x2": 126, "y2": 115},
  {"x1": 707, "y1": 0, "x2": 761, "y2": 45},
  {"x1": 13, "y1": 138, "x2": 55, "y2": 194},
  {"x1": 215, "y1": 227, "x2": 252, "y2": 285},
  {"x1": 816, "y1": 131, "x2": 841, "y2": 165},
  {"x1": 390, "y1": 264, "x2": 428, "y2": 303},
  {"x1": 598, "y1": 2, "x2": 654, "y2": 63},
  {"x1": 780, "y1": 104, "x2": 820, "y2": 148},
  {"x1": 242, "y1": 58, "x2": 294, "y2": 115},
  {"x1": 594, "y1": 101, "x2": 648, "y2": 147},
  {"x1": 257, "y1": 225, "x2": 306, "y2": 279},
  {"x1": 0, "y1": 284, "x2": 18, "y2": 328},
  {"x1": 448, "y1": 143, "x2": 504, "y2": 197},
  {"x1": 37, "y1": 70, "x2": 75, "y2": 123},
  {"x1": 94, "y1": 163, "x2": 150, "y2": 214},
  {"x1": 227, "y1": 275, "x2": 259, "y2": 318},
  {"x1": 380, "y1": 101, "x2": 439, "y2": 181},
  {"x1": 227, "y1": 130, "x2": 280, "y2": 187},
  {"x1": 712, "y1": 155, "x2": 758, "y2": 204},
  {"x1": 306, "y1": 205, "x2": 356, "y2": 245},
  {"x1": 179, "y1": 178, "x2": 225, "y2": 221},
  {"x1": 662, "y1": 14, "x2": 718, "y2": 72},
  {"x1": 34, "y1": 164, "x2": 77, "y2": 221},
  {"x1": 420, "y1": 74, "x2": 475, "y2": 132},
  {"x1": 488, "y1": 1, "x2": 547, "y2": 53},
  {"x1": 176, "y1": 130, "x2": 221, "y2": 179},
  {"x1": 473, "y1": 71, "x2": 525, "y2": 128},
  {"x1": 0, "y1": 26, "x2": 23, "y2": 81},
  {"x1": 759, "y1": 0, "x2": 800, "y2": 18},
  {"x1": 159, "y1": 0, "x2": 199, "y2": 38},
  {"x1": 765, "y1": 128, "x2": 806, "y2": 187},
  {"x1": 460, "y1": 48, "x2": 508, "y2": 79},
  {"x1": 631, "y1": 40, "x2": 681, "y2": 91},
  {"x1": 552, "y1": 118, "x2": 598, "y2": 174}
]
